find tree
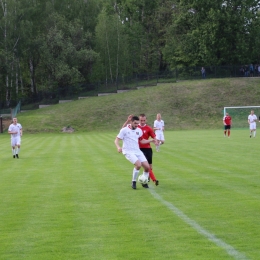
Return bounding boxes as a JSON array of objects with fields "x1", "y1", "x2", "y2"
[{"x1": 164, "y1": 0, "x2": 260, "y2": 67}]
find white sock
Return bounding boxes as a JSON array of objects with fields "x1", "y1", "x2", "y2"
[
  {"x1": 12, "y1": 148, "x2": 16, "y2": 155},
  {"x1": 143, "y1": 172, "x2": 149, "y2": 179},
  {"x1": 254, "y1": 131, "x2": 256, "y2": 137},
  {"x1": 132, "y1": 168, "x2": 139, "y2": 181},
  {"x1": 16, "y1": 148, "x2": 20, "y2": 154}
]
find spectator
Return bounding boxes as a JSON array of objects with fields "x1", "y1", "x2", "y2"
[
  {"x1": 239, "y1": 66, "x2": 244, "y2": 77},
  {"x1": 244, "y1": 65, "x2": 249, "y2": 77},
  {"x1": 201, "y1": 67, "x2": 206, "y2": 79},
  {"x1": 249, "y1": 64, "x2": 254, "y2": 77}
]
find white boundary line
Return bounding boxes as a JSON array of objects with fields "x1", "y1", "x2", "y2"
[{"x1": 149, "y1": 189, "x2": 248, "y2": 260}]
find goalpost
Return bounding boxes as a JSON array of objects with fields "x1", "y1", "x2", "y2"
[{"x1": 224, "y1": 106, "x2": 260, "y2": 129}]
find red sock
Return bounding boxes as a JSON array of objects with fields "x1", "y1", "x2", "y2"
[
  {"x1": 149, "y1": 169, "x2": 156, "y2": 182},
  {"x1": 228, "y1": 130, "x2": 230, "y2": 136}
]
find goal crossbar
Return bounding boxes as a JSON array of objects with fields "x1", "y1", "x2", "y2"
[{"x1": 224, "y1": 106, "x2": 260, "y2": 115}]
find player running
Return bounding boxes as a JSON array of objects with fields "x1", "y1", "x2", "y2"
[
  {"x1": 115, "y1": 116, "x2": 157, "y2": 190},
  {"x1": 8, "y1": 118, "x2": 23, "y2": 158},
  {"x1": 248, "y1": 110, "x2": 257, "y2": 138},
  {"x1": 223, "y1": 112, "x2": 232, "y2": 137},
  {"x1": 154, "y1": 113, "x2": 165, "y2": 152},
  {"x1": 123, "y1": 114, "x2": 159, "y2": 188}
]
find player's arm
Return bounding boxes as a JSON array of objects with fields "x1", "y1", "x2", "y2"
[
  {"x1": 8, "y1": 128, "x2": 17, "y2": 135},
  {"x1": 153, "y1": 124, "x2": 161, "y2": 131},
  {"x1": 114, "y1": 137, "x2": 122, "y2": 153},
  {"x1": 139, "y1": 137, "x2": 156, "y2": 144},
  {"x1": 122, "y1": 115, "x2": 133, "y2": 128},
  {"x1": 20, "y1": 128, "x2": 23, "y2": 137},
  {"x1": 223, "y1": 117, "x2": 226, "y2": 125}
]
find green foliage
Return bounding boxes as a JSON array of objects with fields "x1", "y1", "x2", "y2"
[
  {"x1": 1, "y1": 0, "x2": 260, "y2": 106},
  {"x1": 164, "y1": 0, "x2": 260, "y2": 67},
  {"x1": 12, "y1": 78, "x2": 260, "y2": 133}
]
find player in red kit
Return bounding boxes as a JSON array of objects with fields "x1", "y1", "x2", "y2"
[
  {"x1": 122, "y1": 114, "x2": 159, "y2": 188},
  {"x1": 223, "y1": 112, "x2": 232, "y2": 137}
]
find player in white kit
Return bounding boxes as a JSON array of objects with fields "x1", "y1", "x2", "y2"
[
  {"x1": 115, "y1": 116, "x2": 157, "y2": 189},
  {"x1": 8, "y1": 118, "x2": 23, "y2": 158},
  {"x1": 154, "y1": 113, "x2": 165, "y2": 152},
  {"x1": 248, "y1": 110, "x2": 257, "y2": 138}
]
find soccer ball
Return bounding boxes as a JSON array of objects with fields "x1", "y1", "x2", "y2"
[{"x1": 138, "y1": 174, "x2": 149, "y2": 184}]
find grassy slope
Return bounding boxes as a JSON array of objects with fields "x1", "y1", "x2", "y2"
[{"x1": 12, "y1": 78, "x2": 260, "y2": 132}]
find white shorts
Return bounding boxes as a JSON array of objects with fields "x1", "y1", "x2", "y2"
[
  {"x1": 249, "y1": 122, "x2": 256, "y2": 130},
  {"x1": 124, "y1": 150, "x2": 147, "y2": 164},
  {"x1": 155, "y1": 131, "x2": 165, "y2": 141},
  {"x1": 11, "y1": 136, "x2": 21, "y2": 147}
]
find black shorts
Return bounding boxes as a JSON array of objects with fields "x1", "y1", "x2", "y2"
[
  {"x1": 140, "y1": 148, "x2": 153, "y2": 164},
  {"x1": 224, "y1": 125, "x2": 231, "y2": 130}
]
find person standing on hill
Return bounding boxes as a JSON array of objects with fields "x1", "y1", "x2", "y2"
[
  {"x1": 154, "y1": 113, "x2": 165, "y2": 152},
  {"x1": 8, "y1": 118, "x2": 23, "y2": 158},
  {"x1": 115, "y1": 116, "x2": 157, "y2": 190},
  {"x1": 223, "y1": 112, "x2": 232, "y2": 137},
  {"x1": 122, "y1": 114, "x2": 159, "y2": 188},
  {"x1": 248, "y1": 110, "x2": 257, "y2": 138}
]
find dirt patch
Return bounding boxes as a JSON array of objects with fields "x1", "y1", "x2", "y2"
[{"x1": 62, "y1": 126, "x2": 75, "y2": 133}]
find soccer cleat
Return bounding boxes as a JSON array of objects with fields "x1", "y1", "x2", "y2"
[
  {"x1": 16, "y1": 154, "x2": 19, "y2": 158},
  {"x1": 155, "y1": 180, "x2": 159, "y2": 186},
  {"x1": 250, "y1": 135, "x2": 251, "y2": 138},
  {"x1": 13, "y1": 155, "x2": 15, "y2": 158},
  {"x1": 142, "y1": 183, "x2": 149, "y2": 188},
  {"x1": 131, "y1": 181, "x2": 136, "y2": 189}
]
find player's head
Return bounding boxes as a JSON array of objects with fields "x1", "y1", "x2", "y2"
[
  {"x1": 139, "y1": 113, "x2": 147, "y2": 126},
  {"x1": 226, "y1": 112, "x2": 229, "y2": 116},
  {"x1": 251, "y1": 110, "x2": 254, "y2": 115},
  {"x1": 131, "y1": 116, "x2": 139, "y2": 130},
  {"x1": 157, "y1": 113, "x2": 161, "y2": 120},
  {"x1": 12, "y1": 118, "x2": 17, "y2": 124}
]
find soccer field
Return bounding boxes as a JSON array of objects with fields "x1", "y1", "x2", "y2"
[{"x1": 0, "y1": 130, "x2": 259, "y2": 260}]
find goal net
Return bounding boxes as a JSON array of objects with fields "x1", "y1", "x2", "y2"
[{"x1": 224, "y1": 106, "x2": 260, "y2": 129}]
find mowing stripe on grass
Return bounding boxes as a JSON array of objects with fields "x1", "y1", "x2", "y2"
[{"x1": 149, "y1": 189, "x2": 248, "y2": 260}]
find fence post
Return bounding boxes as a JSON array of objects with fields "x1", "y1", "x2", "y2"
[{"x1": 0, "y1": 116, "x2": 3, "y2": 133}]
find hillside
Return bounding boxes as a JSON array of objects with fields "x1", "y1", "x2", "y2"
[{"x1": 4, "y1": 77, "x2": 260, "y2": 133}]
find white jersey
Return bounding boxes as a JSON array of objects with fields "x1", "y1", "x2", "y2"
[
  {"x1": 8, "y1": 123, "x2": 22, "y2": 138},
  {"x1": 117, "y1": 125, "x2": 143, "y2": 154},
  {"x1": 154, "y1": 119, "x2": 164, "y2": 133},
  {"x1": 248, "y1": 114, "x2": 257, "y2": 123}
]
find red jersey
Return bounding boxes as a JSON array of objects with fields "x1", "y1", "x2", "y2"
[
  {"x1": 138, "y1": 124, "x2": 156, "y2": 148},
  {"x1": 223, "y1": 115, "x2": 232, "y2": 125}
]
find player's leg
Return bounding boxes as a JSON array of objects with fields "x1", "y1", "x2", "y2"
[
  {"x1": 157, "y1": 133, "x2": 165, "y2": 151},
  {"x1": 227, "y1": 125, "x2": 231, "y2": 137},
  {"x1": 137, "y1": 152, "x2": 150, "y2": 188},
  {"x1": 125, "y1": 153, "x2": 141, "y2": 189},
  {"x1": 253, "y1": 129, "x2": 256, "y2": 137},
  {"x1": 16, "y1": 138, "x2": 21, "y2": 158},
  {"x1": 11, "y1": 138, "x2": 16, "y2": 158},
  {"x1": 155, "y1": 133, "x2": 160, "y2": 151},
  {"x1": 145, "y1": 148, "x2": 159, "y2": 185}
]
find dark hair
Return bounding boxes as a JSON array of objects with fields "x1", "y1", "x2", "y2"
[{"x1": 131, "y1": 116, "x2": 139, "y2": 121}]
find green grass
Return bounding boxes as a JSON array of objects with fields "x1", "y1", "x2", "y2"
[
  {"x1": 0, "y1": 130, "x2": 260, "y2": 259},
  {"x1": 9, "y1": 77, "x2": 260, "y2": 133}
]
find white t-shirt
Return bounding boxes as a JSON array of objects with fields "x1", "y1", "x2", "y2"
[
  {"x1": 154, "y1": 120, "x2": 164, "y2": 132},
  {"x1": 248, "y1": 114, "x2": 257, "y2": 123},
  {"x1": 117, "y1": 125, "x2": 143, "y2": 153},
  {"x1": 8, "y1": 123, "x2": 22, "y2": 138}
]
